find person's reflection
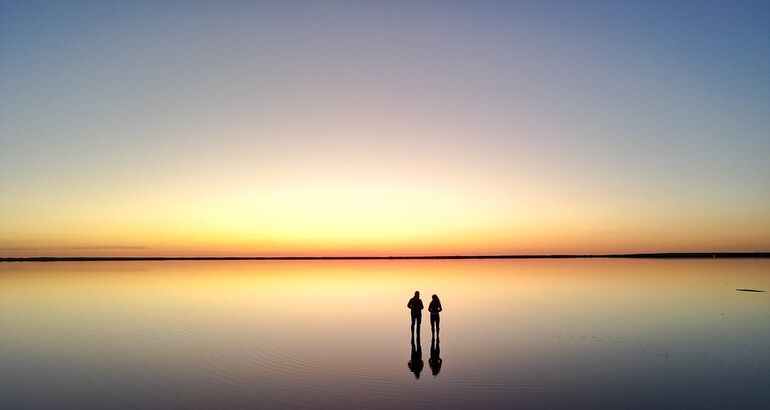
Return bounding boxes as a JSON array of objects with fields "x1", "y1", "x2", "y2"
[
  {"x1": 407, "y1": 333, "x2": 424, "y2": 379},
  {"x1": 429, "y1": 334, "x2": 442, "y2": 376}
]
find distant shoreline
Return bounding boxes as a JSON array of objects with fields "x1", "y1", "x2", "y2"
[{"x1": 1, "y1": 252, "x2": 767, "y2": 262}]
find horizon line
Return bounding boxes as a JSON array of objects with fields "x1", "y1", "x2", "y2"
[{"x1": 1, "y1": 252, "x2": 768, "y2": 262}]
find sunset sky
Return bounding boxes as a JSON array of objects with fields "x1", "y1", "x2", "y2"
[{"x1": 1, "y1": 1, "x2": 769, "y2": 257}]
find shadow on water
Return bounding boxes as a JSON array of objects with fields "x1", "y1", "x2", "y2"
[
  {"x1": 407, "y1": 330, "x2": 443, "y2": 379},
  {"x1": 429, "y1": 334, "x2": 442, "y2": 376},
  {"x1": 408, "y1": 333, "x2": 424, "y2": 379}
]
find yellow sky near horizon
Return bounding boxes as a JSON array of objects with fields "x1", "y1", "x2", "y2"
[{"x1": 3, "y1": 170, "x2": 768, "y2": 257}]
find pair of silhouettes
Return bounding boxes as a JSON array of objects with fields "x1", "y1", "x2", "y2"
[
  {"x1": 406, "y1": 291, "x2": 442, "y2": 336},
  {"x1": 407, "y1": 291, "x2": 442, "y2": 379}
]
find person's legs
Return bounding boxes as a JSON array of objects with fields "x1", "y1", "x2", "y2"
[
  {"x1": 411, "y1": 314, "x2": 416, "y2": 334},
  {"x1": 430, "y1": 315, "x2": 435, "y2": 334},
  {"x1": 434, "y1": 314, "x2": 440, "y2": 335}
]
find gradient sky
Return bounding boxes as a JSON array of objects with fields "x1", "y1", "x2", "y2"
[{"x1": 1, "y1": 0, "x2": 769, "y2": 257}]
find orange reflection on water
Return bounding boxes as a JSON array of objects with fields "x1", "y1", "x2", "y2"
[
  {"x1": 3, "y1": 258, "x2": 767, "y2": 340},
  {"x1": 1, "y1": 259, "x2": 768, "y2": 408}
]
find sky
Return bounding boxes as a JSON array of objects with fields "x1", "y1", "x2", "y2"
[{"x1": 1, "y1": 0, "x2": 769, "y2": 257}]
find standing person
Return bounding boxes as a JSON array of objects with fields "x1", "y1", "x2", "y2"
[
  {"x1": 428, "y1": 294, "x2": 442, "y2": 336},
  {"x1": 407, "y1": 291, "x2": 424, "y2": 335}
]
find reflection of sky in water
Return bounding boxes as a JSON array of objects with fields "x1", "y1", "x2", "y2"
[{"x1": 1, "y1": 259, "x2": 768, "y2": 408}]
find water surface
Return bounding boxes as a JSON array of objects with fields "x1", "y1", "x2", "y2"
[{"x1": 1, "y1": 259, "x2": 768, "y2": 409}]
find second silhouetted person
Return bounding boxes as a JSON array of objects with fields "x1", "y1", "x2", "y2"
[{"x1": 428, "y1": 294, "x2": 442, "y2": 335}]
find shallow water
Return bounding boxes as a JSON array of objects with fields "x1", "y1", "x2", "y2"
[{"x1": 1, "y1": 259, "x2": 768, "y2": 409}]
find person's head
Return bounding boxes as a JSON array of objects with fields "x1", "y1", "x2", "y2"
[
  {"x1": 432, "y1": 294, "x2": 440, "y2": 303},
  {"x1": 414, "y1": 290, "x2": 420, "y2": 298}
]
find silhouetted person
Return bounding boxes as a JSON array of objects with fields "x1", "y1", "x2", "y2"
[
  {"x1": 429, "y1": 334, "x2": 442, "y2": 376},
  {"x1": 428, "y1": 294, "x2": 442, "y2": 336},
  {"x1": 408, "y1": 333, "x2": 424, "y2": 379},
  {"x1": 407, "y1": 291, "x2": 423, "y2": 335}
]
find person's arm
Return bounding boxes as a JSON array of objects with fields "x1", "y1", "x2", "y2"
[{"x1": 407, "y1": 299, "x2": 413, "y2": 309}]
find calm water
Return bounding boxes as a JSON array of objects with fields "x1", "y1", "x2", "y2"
[{"x1": 1, "y1": 259, "x2": 768, "y2": 409}]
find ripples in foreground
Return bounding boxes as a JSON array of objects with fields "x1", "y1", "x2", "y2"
[{"x1": 1, "y1": 259, "x2": 768, "y2": 409}]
